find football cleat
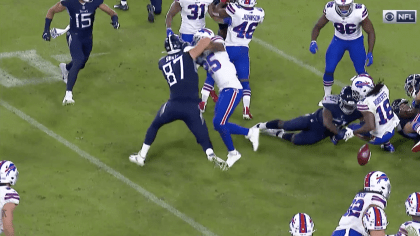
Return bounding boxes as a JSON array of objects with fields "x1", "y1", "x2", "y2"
[
  {"x1": 114, "y1": 2, "x2": 129, "y2": 11},
  {"x1": 210, "y1": 89, "x2": 219, "y2": 103},
  {"x1": 246, "y1": 127, "x2": 259, "y2": 151},
  {"x1": 129, "y1": 154, "x2": 145, "y2": 167},
  {"x1": 207, "y1": 153, "x2": 228, "y2": 171},
  {"x1": 62, "y1": 91, "x2": 75, "y2": 106},
  {"x1": 59, "y1": 63, "x2": 68, "y2": 84},
  {"x1": 381, "y1": 143, "x2": 395, "y2": 153},
  {"x1": 199, "y1": 101, "x2": 206, "y2": 113},
  {"x1": 226, "y1": 150, "x2": 241, "y2": 168},
  {"x1": 243, "y1": 107, "x2": 253, "y2": 120},
  {"x1": 147, "y1": 4, "x2": 154, "y2": 23}
]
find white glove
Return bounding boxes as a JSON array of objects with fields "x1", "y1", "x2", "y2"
[{"x1": 343, "y1": 127, "x2": 354, "y2": 142}]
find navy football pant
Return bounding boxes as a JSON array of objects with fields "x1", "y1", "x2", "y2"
[
  {"x1": 65, "y1": 32, "x2": 93, "y2": 91},
  {"x1": 150, "y1": 0, "x2": 162, "y2": 14},
  {"x1": 144, "y1": 100, "x2": 213, "y2": 153},
  {"x1": 323, "y1": 35, "x2": 366, "y2": 87},
  {"x1": 283, "y1": 114, "x2": 329, "y2": 145}
]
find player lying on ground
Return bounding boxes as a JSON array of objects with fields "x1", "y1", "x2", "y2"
[
  {"x1": 391, "y1": 99, "x2": 420, "y2": 142},
  {"x1": 393, "y1": 192, "x2": 420, "y2": 236},
  {"x1": 335, "y1": 74, "x2": 399, "y2": 153},
  {"x1": 310, "y1": 0, "x2": 375, "y2": 106},
  {"x1": 255, "y1": 86, "x2": 361, "y2": 145},
  {"x1": 129, "y1": 35, "x2": 227, "y2": 169},
  {"x1": 193, "y1": 28, "x2": 259, "y2": 168},
  {"x1": 0, "y1": 161, "x2": 19, "y2": 236},
  {"x1": 43, "y1": 0, "x2": 119, "y2": 105},
  {"x1": 331, "y1": 171, "x2": 391, "y2": 236},
  {"x1": 289, "y1": 213, "x2": 315, "y2": 236}
]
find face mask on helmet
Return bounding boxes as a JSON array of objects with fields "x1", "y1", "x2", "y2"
[
  {"x1": 405, "y1": 74, "x2": 420, "y2": 98},
  {"x1": 334, "y1": 0, "x2": 353, "y2": 17},
  {"x1": 391, "y1": 98, "x2": 408, "y2": 115},
  {"x1": 351, "y1": 75, "x2": 374, "y2": 101},
  {"x1": 364, "y1": 171, "x2": 391, "y2": 199},
  {"x1": 165, "y1": 35, "x2": 182, "y2": 54},
  {"x1": 339, "y1": 86, "x2": 357, "y2": 115}
]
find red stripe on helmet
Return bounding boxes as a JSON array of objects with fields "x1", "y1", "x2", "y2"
[
  {"x1": 416, "y1": 192, "x2": 420, "y2": 213},
  {"x1": 299, "y1": 213, "x2": 307, "y2": 233},
  {"x1": 365, "y1": 171, "x2": 375, "y2": 188}
]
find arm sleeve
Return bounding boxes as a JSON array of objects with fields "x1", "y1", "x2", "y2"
[
  {"x1": 4, "y1": 191, "x2": 20, "y2": 205},
  {"x1": 361, "y1": 4, "x2": 369, "y2": 21}
]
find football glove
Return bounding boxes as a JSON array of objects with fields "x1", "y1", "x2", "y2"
[
  {"x1": 330, "y1": 136, "x2": 339, "y2": 145},
  {"x1": 366, "y1": 52, "x2": 373, "y2": 67},
  {"x1": 336, "y1": 127, "x2": 354, "y2": 142},
  {"x1": 111, "y1": 15, "x2": 120, "y2": 29},
  {"x1": 309, "y1": 41, "x2": 318, "y2": 54},
  {"x1": 166, "y1": 28, "x2": 174, "y2": 37},
  {"x1": 42, "y1": 31, "x2": 51, "y2": 41}
]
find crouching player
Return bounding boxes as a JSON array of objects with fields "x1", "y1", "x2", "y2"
[{"x1": 393, "y1": 192, "x2": 420, "y2": 236}]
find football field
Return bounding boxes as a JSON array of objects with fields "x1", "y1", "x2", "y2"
[{"x1": 1, "y1": 0, "x2": 420, "y2": 235}]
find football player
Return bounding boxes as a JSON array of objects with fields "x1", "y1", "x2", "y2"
[
  {"x1": 193, "y1": 28, "x2": 260, "y2": 168},
  {"x1": 393, "y1": 192, "x2": 420, "y2": 236},
  {"x1": 256, "y1": 86, "x2": 362, "y2": 145},
  {"x1": 336, "y1": 74, "x2": 400, "y2": 153},
  {"x1": 43, "y1": 0, "x2": 119, "y2": 105},
  {"x1": 129, "y1": 35, "x2": 226, "y2": 169},
  {"x1": 404, "y1": 74, "x2": 420, "y2": 110},
  {"x1": 331, "y1": 171, "x2": 391, "y2": 236},
  {"x1": 391, "y1": 98, "x2": 420, "y2": 142},
  {"x1": 0, "y1": 161, "x2": 19, "y2": 236},
  {"x1": 310, "y1": 0, "x2": 375, "y2": 105},
  {"x1": 201, "y1": 0, "x2": 265, "y2": 119},
  {"x1": 289, "y1": 213, "x2": 315, "y2": 236},
  {"x1": 165, "y1": 0, "x2": 213, "y2": 43},
  {"x1": 208, "y1": 0, "x2": 230, "y2": 39}
]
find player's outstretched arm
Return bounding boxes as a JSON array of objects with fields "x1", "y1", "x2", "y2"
[
  {"x1": 99, "y1": 4, "x2": 119, "y2": 29},
  {"x1": 165, "y1": 1, "x2": 181, "y2": 36},
  {"x1": 43, "y1": 2, "x2": 66, "y2": 41},
  {"x1": 208, "y1": 3, "x2": 225, "y2": 23},
  {"x1": 188, "y1": 37, "x2": 211, "y2": 60},
  {"x1": 2, "y1": 203, "x2": 16, "y2": 236},
  {"x1": 322, "y1": 108, "x2": 339, "y2": 134},
  {"x1": 353, "y1": 111, "x2": 375, "y2": 136}
]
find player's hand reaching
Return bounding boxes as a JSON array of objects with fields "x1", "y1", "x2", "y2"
[
  {"x1": 111, "y1": 15, "x2": 120, "y2": 29},
  {"x1": 309, "y1": 41, "x2": 318, "y2": 54},
  {"x1": 335, "y1": 128, "x2": 354, "y2": 142},
  {"x1": 366, "y1": 52, "x2": 373, "y2": 66},
  {"x1": 42, "y1": 30, "x2": 51, "y2": 41}
]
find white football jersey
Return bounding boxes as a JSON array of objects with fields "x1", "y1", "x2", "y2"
[
  {"x1": 356, "y1": 85, "x2": 400, "y2": 138},
  {"x1": 335, "y1": 192, "x2": 387, "y2": 235},
  {"x1": 0, "y1": 186, "x2": 19, "y2": 234},
  {"x1": 397, "y1": 221, "x2": 420, "y2": 236},
  {"x1": 225, "y1": 3, "x2": 265, "y2": 47},
  {"x1": 200, "y1": 36, "x2": 242, "y2": 91},
  {"x1": 323, "y1": 1, "x2": 368, "y2": 40},
  {"x1": 176, "y1": 0, "x2": 213, "y2": 34}
]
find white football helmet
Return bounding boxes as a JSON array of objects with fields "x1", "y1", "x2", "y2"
[
  {"x1": 334, "y1": 0, "x2": 354, "y2": 17},
  {"x1": 351, "y1": 74, "x2": 374, "y2": 101},
  {"x1": 237, "y1": 0, "x2": 257, "y2": 8},
  {"x1": 363, "y1": 206, "x2": 388, "y2": 233},
  {"x1": 192, "y1": 28, "x2": 215, "y2": 46},
  {"x1": 405, "y1": 192, "x2": 420, "y2": 216},
  {"x1": 289, "y1": 213, "x2": 315, "y2": 236},
  {"x1": 0, "y1": 161, "x2": 18, "y2": 186},
  {"x1": 364, "y1": 171, "x2": 391, "y2": 199}
]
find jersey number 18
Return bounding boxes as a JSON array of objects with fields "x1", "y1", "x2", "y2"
[{"x1": 376, "y1": 99, "x2": 394, "y2": 125}]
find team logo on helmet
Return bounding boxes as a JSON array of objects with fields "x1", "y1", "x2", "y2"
[
  {"x1": 376, "y1": 174, "x2": 389, "y2": 184},
  {"x1": 355, "y1": 81, "x2": 373, "y2": 88}
]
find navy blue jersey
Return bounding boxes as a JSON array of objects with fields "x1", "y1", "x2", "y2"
[
  {"x1": 317, "y1": 95, "x2": 363, "y2": 128},
  {"x1": 61, "y1": 0, "x2": 103, "y2": 37},
  {"x1": 396, "y1": 112, "x2": 420, "y2": 140},
  {"x1": 158, "y1": 46, "x2": 200, "y2": 102}
]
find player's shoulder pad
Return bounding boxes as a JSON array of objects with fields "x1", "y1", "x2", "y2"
[
  {"x1": 324, "y1": 1, "x2": 334, "y2": 14},
  {"x1": 363, "y1": 206, "x2": 388, "y2": 231},
  {"x1": 354, "y1": 3, "x2": 368, "y2": 19},
  {"x1": 322, "y1": 95, "x2": 339, "y2": 105},
  {"x1": 97, "y1": 0, "x2": 104, "y2": 5}
]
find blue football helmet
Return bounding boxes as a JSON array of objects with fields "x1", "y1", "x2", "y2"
[
  {"x1": 391, "y1": 98, "x2": 409, "y2": 115},
  {"x1": 339, "y1": 86, "x2": 357, "y2": 115},
  {"x1": 404, "y1": 74, "x2": 420, "y2": 98},
  {"x1": 164, "y1": 34, "x2": 183, "y2": 54}
]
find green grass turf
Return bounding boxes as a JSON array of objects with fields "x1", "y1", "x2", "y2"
[{"x1": 1, "y1": 0, "x2": 420, "y2": 235}]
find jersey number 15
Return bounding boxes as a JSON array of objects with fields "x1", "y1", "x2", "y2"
[{"x1": 75, "y1": 13, "x2": 93, "y2": 28}]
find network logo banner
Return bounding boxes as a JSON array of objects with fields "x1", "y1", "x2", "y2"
[{"x1": 383, "y1": 10, "x2": 417, "y2": 23}]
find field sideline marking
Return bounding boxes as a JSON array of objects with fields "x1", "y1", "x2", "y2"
[{"x1": 0, "y1": 100, "x2": 218, "y2": 236}]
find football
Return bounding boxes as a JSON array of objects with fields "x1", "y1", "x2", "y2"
[{"x1": 357, "y1": 144, "x2": 371, "y2": 166}]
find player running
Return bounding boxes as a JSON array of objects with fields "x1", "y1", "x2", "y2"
[
  {"x1": 43, "y1": 0, "x2": 120, "y2": 105},
  {"x1": 289, "y1": 213, "x2": 316, "y2": 236},
  {"x1": 165, "y1": 0, "x2": 213, "y2": 43},
  {"x1": 129, "y1": 35, "x2": 226, "y2": 169},
  {"x1": 393, "y1": 192, "x2": 420, "y2": 236},
  {"x1": 193, "y1": 28, "x2": 259, "y2": 168},
  {"x1": 0, "y1": 161, "x2": 19, "y2": 236},
  {"x1": 310, "y1": 0, "x2": 375, "y2": 105},
  {"x1": 202, "y1": 0, "x2": 265, "y2": 119},
  {"x1": 256, "y1": 86, "x2": 362, "y2": 145},
  {"x1": 331, "y1": 171, "x2": 390, "y2": 236},
  {"x1": 336, "y1": 74, "x2": 399, "y2": 152}
]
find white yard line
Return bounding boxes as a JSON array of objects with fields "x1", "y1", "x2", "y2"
[{"x1": 0, "y1": 100, "x2": 219, "y2": 236}]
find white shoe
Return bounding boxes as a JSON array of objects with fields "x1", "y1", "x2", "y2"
[
  {"x1": 207, "y1": 153, "x2": 228, "y2": 170},
  {"x1": 226, "y1": 150, "x2": 241, "y2": 168},
  {"x1": 62, "y1": 91, "x2": 75, "y2": 106},
  {"x1": 129, "y1": 154, "x2": 145, "y2": 166},
  {"x1": 246, "y1": 127, "x2": 260, "y2": 151},
  {"x1": 59, "y1": 63, "x2": 68, "y2": 84}
]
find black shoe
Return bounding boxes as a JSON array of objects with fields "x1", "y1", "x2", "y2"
[
  {"x1": 147, "y1": 4, "x2": 155, "y2": 23},
  {"x1": 114, "y1": 2, "x2": 129, "y2": 11}
]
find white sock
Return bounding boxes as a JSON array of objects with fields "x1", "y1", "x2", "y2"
[
  {"x1": 259, "y1": 122, "x2": 267, "y2": 129},
  {"x1": 66, "y1": 91, "x2": 73, "y2": 97},
  {"x1": 205, "y1": 148, "x2": 214, "y2": 156},
  {"x1": 139, "y1": 143, "x2": 150, "y2": 158},
  {"x1": 243, "y1": 95, "x2": 251, "y2": 108},
  {"x1": 121, "y1": 0, "x2": 127, "y2": 6},
  {"x1": 201, "y1": 90, "x2": 210, "y2": 103},
  {"x1": 324, "y1": 86, "x2": 332, "y2": 97},
  {"x1": 228, "y1": 149, "x2": 237, "y2": 156}
]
